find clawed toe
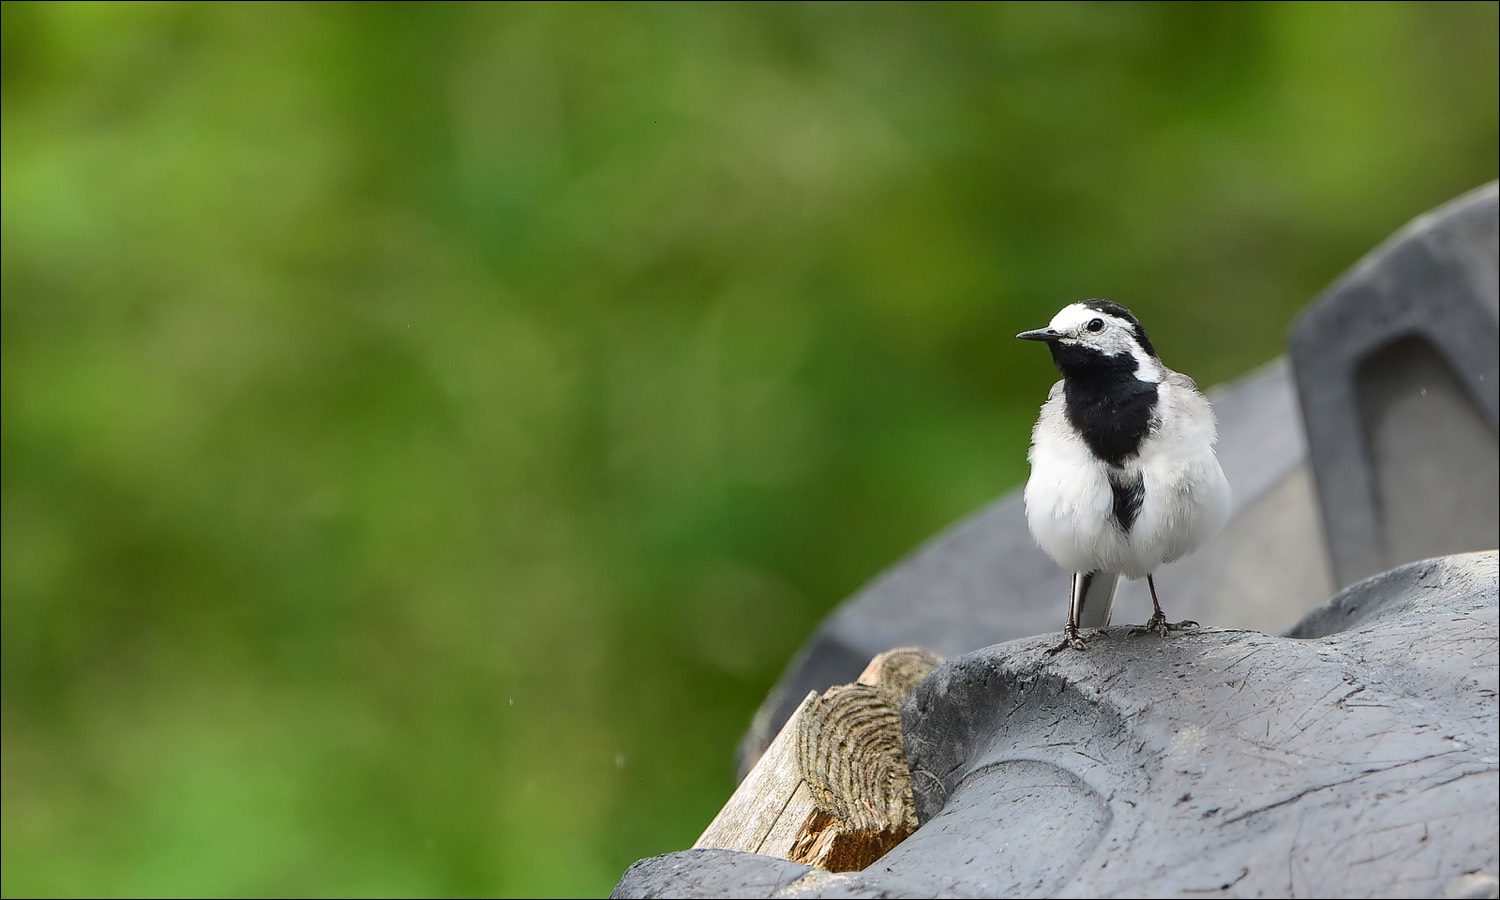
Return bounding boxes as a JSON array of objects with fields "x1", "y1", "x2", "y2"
[
  {"x1": 1045, "y1": 631, "x2": 1091, "y2": 655},
  {"x1": 1129, "y1": 615, "x2": 1200, "y2": 638}
]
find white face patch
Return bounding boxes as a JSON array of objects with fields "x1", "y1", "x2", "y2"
[{"x1": 1046, "y1": 302, "x2": 1163, "y2": 382}]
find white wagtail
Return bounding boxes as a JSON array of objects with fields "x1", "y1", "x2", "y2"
[{"x1": 1017, "y1": 300, "x2": 1231, "y2": 653}]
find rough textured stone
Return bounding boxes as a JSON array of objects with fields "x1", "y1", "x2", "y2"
[
  {"x1": 608, "y1": 848, "x2": 940, "y2": 899},
  {"x1": 897, "y1": 551, "x2": 1498, "y2": 899},
  {"x1": 610, "y1": 849, "x2": 813, "y2": 899},
  {"x1": 612, "y1": 552, "x2": 1499, "y2": 899}
]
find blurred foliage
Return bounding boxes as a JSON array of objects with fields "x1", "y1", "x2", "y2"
[{"x1": 2, "y1": 1, "x2": 1496, "y2": 896}]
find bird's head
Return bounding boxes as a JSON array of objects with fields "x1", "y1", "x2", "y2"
[{"x1": 1017, "y1": 299, "x2": 1163, "y2": 381}]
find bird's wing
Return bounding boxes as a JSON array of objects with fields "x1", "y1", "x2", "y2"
[
  {"x1": 1163, "y1": 371, "x2": 1199, "y2": 394},
  {"x1": 1160, "y1": 368, "x2": 1220, "y2": 441}
]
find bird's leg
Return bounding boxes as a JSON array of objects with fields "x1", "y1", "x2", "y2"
[
  {"x1": 1046, "y1": 574, "x2": 1093, "y2": 654},
  {"x1": 1046, "y1": 621, "x2": 1090, "y2": 655},
  {"x1": 1132, "y1": 574, "x2": 1200, "y2": 637}
]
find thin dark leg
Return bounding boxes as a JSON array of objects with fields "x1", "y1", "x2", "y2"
[
  {"x1": 1046, "y1": 572, "x2": 1093, "y2": 654},
  {"x1": 1046, "y1": 620, "x2": 1088, "y2": 655},
  {"x1": 1129, "y1": 574, "x2": 1200, "y2": 637}
]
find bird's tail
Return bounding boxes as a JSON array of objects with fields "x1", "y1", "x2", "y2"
[{"x1": 1071, "y1": 571, "x2": 1119, "y2": 630}]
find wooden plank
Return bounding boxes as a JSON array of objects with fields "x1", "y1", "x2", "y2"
[
  {"x1": 695, "y1": 691, "x2": 819, "y2": 853},
  {"x1": 693, "y1": 648, "x2": 943, "y2": 872}
]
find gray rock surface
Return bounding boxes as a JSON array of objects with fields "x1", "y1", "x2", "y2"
[
  {"x1": 612, "y1": 552, "x2": 1500, "y2": 899},
  {"x1": 610, "y1": 849, "x2": 815, "y2": 899},
  {"x1": 897, "y1": 551, "x2": 1498, "y2": 899}
]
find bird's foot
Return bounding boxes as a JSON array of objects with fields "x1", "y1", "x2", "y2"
[
  {"x1": 1129, "y1": 614, "x2": 1200, "y2": 638},
  {"x1": 1045, "y1": 627, "x2": 1092, "y2": 655}
]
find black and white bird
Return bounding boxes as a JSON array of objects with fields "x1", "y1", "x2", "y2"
[{"x1": 1017, "y1": 300, "x2": 1231, "y2": 653}]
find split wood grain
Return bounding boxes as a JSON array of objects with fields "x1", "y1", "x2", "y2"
[{"x1": 693, "y1": 647, "x2": 943, "y2": 872}]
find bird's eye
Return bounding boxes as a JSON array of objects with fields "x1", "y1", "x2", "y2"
[{"x1": 1087, "y1": 318, "x2": 1105, "y2": 332}]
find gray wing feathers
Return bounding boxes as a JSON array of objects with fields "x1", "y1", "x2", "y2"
[{"x1": 1164, "y1": 370, "x2": 1199, "y2": 393}]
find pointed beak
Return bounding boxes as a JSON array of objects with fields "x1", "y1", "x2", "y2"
[{"x1": 1016, "y1": 328, "x2": 1061, "y2": 342}]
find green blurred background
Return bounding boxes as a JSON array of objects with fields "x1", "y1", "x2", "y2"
[{"x1": 2, "y1": 2, "x2": 1496, "y2": 896}]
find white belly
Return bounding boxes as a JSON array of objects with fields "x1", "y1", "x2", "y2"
[{"x1": 1023, "y1": 396, "x2": 1230, "y2": 579}]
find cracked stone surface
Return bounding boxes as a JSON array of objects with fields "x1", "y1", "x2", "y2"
[{"x1": 610, "y1": 551, "x2": 1499, "y2": 899}]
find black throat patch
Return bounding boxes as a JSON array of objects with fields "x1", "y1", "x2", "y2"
[{"x1": 1056, "y1": 347, "x2": 1158, "y2": 468}]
